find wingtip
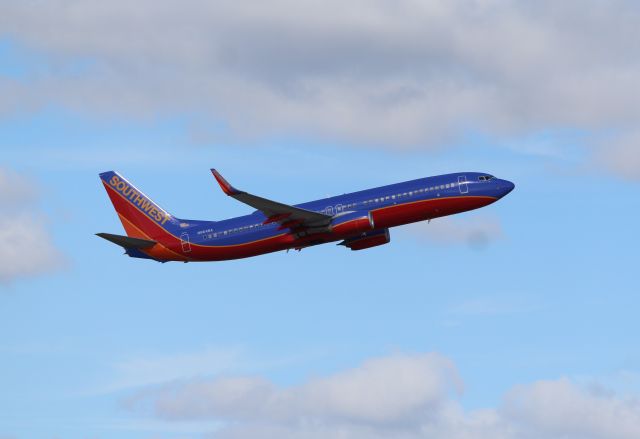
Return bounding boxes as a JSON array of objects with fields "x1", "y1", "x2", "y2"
[{"x1": 210, "y1": 168, "x2": 239, "y2": 195}]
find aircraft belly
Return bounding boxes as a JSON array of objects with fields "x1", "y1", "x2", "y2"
[{"x1": 371, "y1": 196, "x2": 497, "y2": 228}]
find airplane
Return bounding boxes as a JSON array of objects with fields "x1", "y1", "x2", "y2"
[{"x1": 97, "y1": 169, "x2": 514, "y2": 262}]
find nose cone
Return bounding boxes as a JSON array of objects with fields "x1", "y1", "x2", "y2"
[{"x1": 497, "y1": 179, "x2": 515, "y2": 198}]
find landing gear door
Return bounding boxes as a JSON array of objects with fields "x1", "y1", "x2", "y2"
[{"x1": 458, "y1": 175, "x2": 469, "y2": 194}]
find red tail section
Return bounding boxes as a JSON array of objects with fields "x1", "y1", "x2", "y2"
[{"x1": 99, "y1": 171, "x2": 188, "y2": 261}]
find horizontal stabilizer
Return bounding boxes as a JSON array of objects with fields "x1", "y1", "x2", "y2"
[{"x1": 96, "y1": 232, "x2": 157, "y2": 249}]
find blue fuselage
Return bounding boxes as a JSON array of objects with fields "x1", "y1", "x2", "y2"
[{"x1": 190, "y1": 172, "x2": 513, "y2": 247}]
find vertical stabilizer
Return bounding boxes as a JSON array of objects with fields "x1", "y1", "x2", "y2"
[{"x1": 99, "y1": 171, "x2": 180, "y2": 240}]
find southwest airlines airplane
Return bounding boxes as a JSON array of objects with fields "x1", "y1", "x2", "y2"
[{"x1": 97, "y1": 169, "x2": 514, "y2": 262}]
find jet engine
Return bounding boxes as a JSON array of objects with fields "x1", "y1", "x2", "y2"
[
  {"x1": 330, "y1": 211, "x2": 374, "y2": 236},
  {"x1": 340, "y1": 228, "x2": 390, "y2": 251}
]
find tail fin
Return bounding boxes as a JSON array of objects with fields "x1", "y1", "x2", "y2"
[{"x1": 99, "y1": 171, "x2": 181, "y2": 240}]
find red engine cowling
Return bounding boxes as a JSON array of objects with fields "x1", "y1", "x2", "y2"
[
  {"x1": 342, "y1": 228, "x2": 390, "y2": 251},
  {"x1": 330, "y1": 212, "x2": 374, "y2": 236}
]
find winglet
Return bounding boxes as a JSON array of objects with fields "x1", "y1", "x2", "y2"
[{"x1": 211, "y1": 169, "x2": 241, "y2": 196}]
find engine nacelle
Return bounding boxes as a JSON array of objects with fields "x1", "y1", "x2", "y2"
[
  {"x1": 330, "y1": 211, "x2": 374, "y2": 236},
  {"x1": 341, "y1": 228, "x2": 390, "y2": 251}
]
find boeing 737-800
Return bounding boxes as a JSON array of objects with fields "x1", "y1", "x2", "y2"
[{"x1": 97, "y1": 169, "x2": 514, "y2": 262}]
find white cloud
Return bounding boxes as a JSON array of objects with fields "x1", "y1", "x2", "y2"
[
  {"x1": 0, "y1": 167, "x2": 38, "y2": 206},
  {"x1": 594, "y1": 131, "x2": 640, "y2": 180},
  {"x1": 146, "y1": 353, "x2": 461, "y2": 425},
  {"x1": 103, "y1": 347, "x2": 243, "y2": 394},
  {"x1": 97, "y1": 346, "x2": 321, "y2": 397},
  {"x1": 0, "y1": 214, "x2": 64, "y2": 283},
  {"x1": 402, "y1": 215, "x2": 503, "y2": 250},
  {"x1": 127, "y1": 352, "x2": 640, "y2": 439},
  {"x1": 299, "y1": 353, "x2": 460, "y2": 423},
  {"x1": 504, "y1": 378, "x2": 640, "y2": 439},
  {"x1": 0, "y1": 168, "x2": 64, "y2": 283},
  {"x1": 1, "y1": 1, "x2": 640, "y2": 177}
]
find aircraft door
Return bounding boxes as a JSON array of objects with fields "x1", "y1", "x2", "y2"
[
  {"x1": 326, "y1": 206, "x2": 334, "y2": 216},
  {"x1": 458, "y1": 175, "x2": 469, "y2": 194},
  {"x1": 180, "y1": 232, "x2": 192, "y2": 253}
]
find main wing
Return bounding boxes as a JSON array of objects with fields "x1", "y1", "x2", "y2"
[{"x1": 211, "y1": 169, "x2": 332, "y2": 231}]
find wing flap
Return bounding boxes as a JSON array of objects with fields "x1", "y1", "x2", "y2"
[{"x1": 211, "y1": 169, "x2": 332, "y2": 230}]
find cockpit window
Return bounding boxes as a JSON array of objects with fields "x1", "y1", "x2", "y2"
[{"x1": 478, "y1": 175, "x2": 495, "y2": 181}]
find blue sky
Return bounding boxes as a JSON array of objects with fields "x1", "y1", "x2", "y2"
[{"x1": 1, "y1": 2, "x2": 640, "y2": 439}]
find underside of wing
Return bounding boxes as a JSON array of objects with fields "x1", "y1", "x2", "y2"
[
  {"x1": 96, "y1": 232, "x2": 161, "y2": 260},
  {"x1": 96, "y1": 232, "x2": 157, "y2": 248}
]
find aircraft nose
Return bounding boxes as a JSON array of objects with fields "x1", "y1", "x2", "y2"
[{"x1": 497, "y1": 179, "x2": 515, "y2": 198}]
